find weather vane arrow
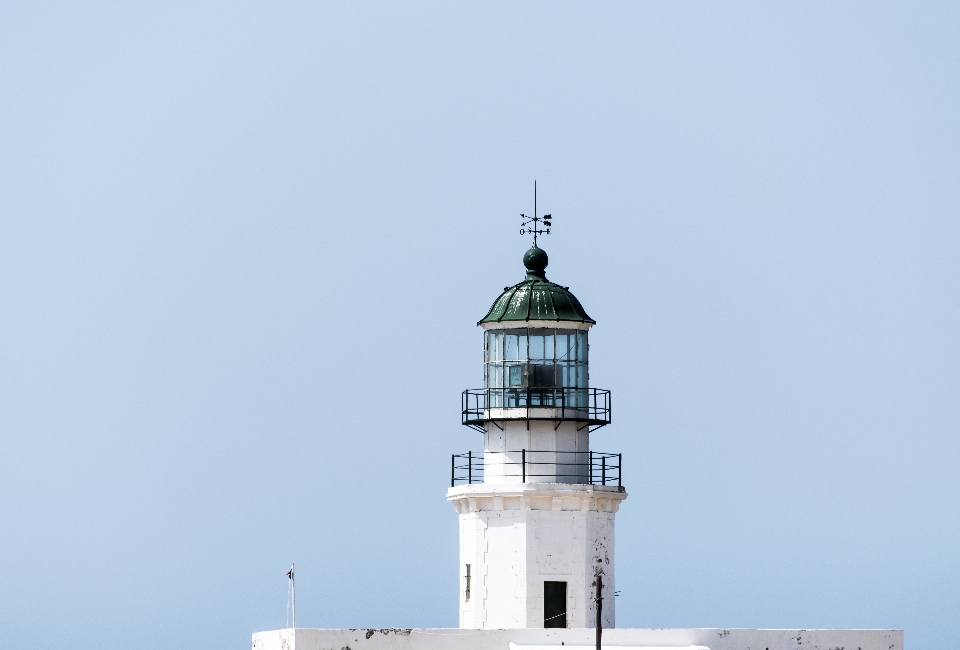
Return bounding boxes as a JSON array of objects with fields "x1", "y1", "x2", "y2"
[{"x1": 520, "y1": 180, "x2": 552, "y2": 248}]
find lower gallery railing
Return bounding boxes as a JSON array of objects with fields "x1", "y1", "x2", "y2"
[{"x1": 450, "y1": 450, "x2": 621, "y2": 487}]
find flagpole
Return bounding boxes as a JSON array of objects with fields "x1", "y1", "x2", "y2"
[{"x1": 286, "y1": 563, "x2": 297, "y2": 650}]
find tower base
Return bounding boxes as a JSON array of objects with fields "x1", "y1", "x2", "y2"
[{"x1": 448, "y1": 483, "x2": 627, "y2": 629}]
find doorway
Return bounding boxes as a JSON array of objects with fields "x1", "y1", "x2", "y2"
[{"x1": 543, "y1": 581, "x2": 567, "y2": 628}]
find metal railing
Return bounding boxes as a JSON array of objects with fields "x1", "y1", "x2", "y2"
[
  {"x1": 461, "y1": 387, "x2": 611, "y2": 432},
  {"x1": 450, "y1": 450, "x2": 622, "y2": 487}
]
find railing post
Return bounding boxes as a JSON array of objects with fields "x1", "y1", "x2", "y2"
[
  {"x1": 468, "y1": 451, "x2": 473, "y2": 485},
  {"x1": 522, "y1": 448, "x2": 526, "y2": 483},
  {"x1": 618, "y1": 453, "x2": 622, "y2": 487},
  {"x1": 451, "y1": 454, "x2": 455, "y2": 488},
  {"x1": 589, "y1": 450, "x2": 594, "y2": 485},
  {"x1": 602, "y1": 455, "x2": 606, "y2": 486}
]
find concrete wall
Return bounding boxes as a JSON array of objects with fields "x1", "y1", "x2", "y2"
[
  {"x1": 252, "y1": 628, "x2": 903, "y2": 650},
  {"x1": 449, "y1": 484, "x2": 626, "y2": 629}
]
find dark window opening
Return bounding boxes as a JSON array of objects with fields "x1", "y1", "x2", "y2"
[
  {"x1": 544, "y1": 581, "x2": 567, "y2": 628},
  {"x1": 531, "y1": 363, "x2": 557, "y2": 387}
]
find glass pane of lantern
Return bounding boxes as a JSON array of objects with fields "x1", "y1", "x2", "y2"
[
  {"x1": 508, "y1": 364, "x2": 523, "y2": 386},
  {"x1": 504, "y1": 334, "x2": 519, "y2": 360},
  {"x1": 544, "y1": 331, "x2": 555, "y2": 360},
  {"x1": 566, "y1": 332, "x2": 578, "y2": 360},
  {"x1": 577, "y1": 331, "x2": 587, "y2": 361},
  {"x1": 486, "y1": 363, "x2": 501, "y2": 388},
  {"x1": 492, "y1": 332, "x2": 504, "y2": 361},
  {"x1": 529, "y1": 335, "x2": 545, "y2": 360},
  {"x1": 560, "y1": 363, "x2": 576, "y2": 387},
  {"x1": 555, "y1": 333, "x2": 570, "y2": 360}
]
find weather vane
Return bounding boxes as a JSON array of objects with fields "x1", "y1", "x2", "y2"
[{"x1": 520, "y1": 180, "x2": 552, "y2": 248}]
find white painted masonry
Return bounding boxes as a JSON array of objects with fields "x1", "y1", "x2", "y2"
[
  {"x1": 252, "y1": 628, "x2": 903, "y2": 650},
  {"x1": 482, "y1": 420, "x2": 591, "y2": 485},
  {"x1": 448, "y1": 482, "x2": 626, "y2": 629}
]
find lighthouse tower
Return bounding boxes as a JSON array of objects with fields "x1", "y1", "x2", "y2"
[
  {"x1": 252, "y1": 227, "x2": 901, "y2": 650},
  {"x1": 447, "y1": 244, "x2": 627, "y2": 630}
]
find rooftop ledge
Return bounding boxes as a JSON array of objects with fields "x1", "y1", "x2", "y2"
[{"x1": 253, "y1": 627, "x2": 904, "y2": 650}]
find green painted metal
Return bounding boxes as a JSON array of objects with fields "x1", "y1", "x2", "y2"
[{"x1": 479, "y1": 246, "x2": 595, "y2": 325}]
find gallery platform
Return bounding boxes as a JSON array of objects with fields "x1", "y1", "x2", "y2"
[{"x1": 251, "y1": 627, "x2": 902, "y2": 650}]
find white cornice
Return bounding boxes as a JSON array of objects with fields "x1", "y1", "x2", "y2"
[{"x1": 447, "y1": 483, "x2": 626, "y2": 514}]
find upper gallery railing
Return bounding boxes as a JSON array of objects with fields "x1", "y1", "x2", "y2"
[{"x1": 462, "y1": 387, "x2": 611, "y2": 431}]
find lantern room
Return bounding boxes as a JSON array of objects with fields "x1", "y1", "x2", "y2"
[{"x1": 456, "y1": 245, "x2": 616, "y2": 486}]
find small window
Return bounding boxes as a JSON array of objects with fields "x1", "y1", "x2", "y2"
[
  {"x1": 544, "y1": 581, "x2": 566, "y2": 628},
  {"x1": 464, "y1": 564, "x2": 471, "y2": 602}
]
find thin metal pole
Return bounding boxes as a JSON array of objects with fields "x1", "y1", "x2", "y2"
[
  {"x1": 618, "y1": 454, "x2": 622, "y2": 487},
  {"x1": 291, "y1": 563, "x2": 296, "y2": 631},
  {"x1": 595, "y1": 574, "x2": 603, "y2": 650},
  {"x1": 451, "y1": 454, "x2": 455, "y2": 487},
  {"x1": 468, "y1": 451, "x2": 473, "y2": 485},
  {"x1": 602, "y1": 456, "x2": 606, "y2": 486},
  {"x1": 522, "y1": 448, "x2": 526, "y2": 483},
  {"x1": 589, "y1": 450, "x2": 594, "y2": 485}
]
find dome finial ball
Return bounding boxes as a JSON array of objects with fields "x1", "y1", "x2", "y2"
[{"x1": 523, "y1": 246, "x2": 548, "y2": 272}]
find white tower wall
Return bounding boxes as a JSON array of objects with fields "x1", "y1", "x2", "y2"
[
  {"x1": 454, "y1": 277, "x2": 623, "y2": 629},
  {"x1": 482, "y1": 420, "x2": 591, "y2": 484},
  {"x1": 448, "y1": 482, "x2": 625, "y2": 630}
]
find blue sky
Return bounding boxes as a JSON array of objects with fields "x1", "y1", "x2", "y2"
[{"x1": 1, "y1": 3, "x2": 957, "y2": 649}]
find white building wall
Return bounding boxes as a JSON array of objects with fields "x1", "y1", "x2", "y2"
[
  {"x1": 449, "y1": 483, "x2": 625, "y2": 630},
  {"x1": 254, "y1": 628, "x2": 904, "y2": 650}
]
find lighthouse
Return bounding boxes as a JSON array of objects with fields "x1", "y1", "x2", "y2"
[
  {"x1": 251, "y1": 201, "x2": 902, "y2": 650},
  {"x1": 447, "y1": 243, "x2": 627, "y2": 630}
]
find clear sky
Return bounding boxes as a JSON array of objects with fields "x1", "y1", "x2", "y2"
[{"x1": 1, "y1": 3, "x2": 957, "y2": 649}]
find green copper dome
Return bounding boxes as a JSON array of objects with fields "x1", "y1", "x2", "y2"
[{"x1": 479, "y1": 247, "x2": 595, "y2": 325}]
